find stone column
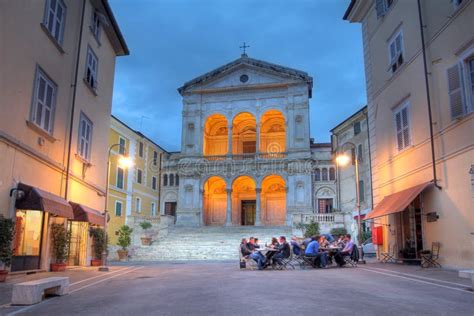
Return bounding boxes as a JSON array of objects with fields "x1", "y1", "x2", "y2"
[
  {"x1": 256, "y1": 124, "x2": 260, "y2": 156},
  {"x1": 227, "y1": 125, "x2": 233, "y2": 159},
  {"x1": 255, "y1": 188, "x2": 262, "y2": 226},
  {"x1": 225, "y1": 188, "x2": 232, "y2": 226}
]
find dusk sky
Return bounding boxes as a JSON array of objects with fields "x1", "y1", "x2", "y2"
[{"x1": 109, "y1": 0, "x2": 366, "y2": 151}]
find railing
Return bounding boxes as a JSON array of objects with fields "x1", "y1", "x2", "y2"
[
  {"x1": 295, "y1": 213, "x2": 346, "y2": 224},
  {"x1": 203, "y1": 152, "x2": 287, "y2": 161}
]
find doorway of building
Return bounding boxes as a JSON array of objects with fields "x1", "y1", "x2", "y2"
[
  {"x1": 396, "y1": 197, "x2": 424, "y2": 260},
  {"x1": 241, "y1": 200, "x2": 256, "y2": 225},
  {"x1": 165, "y1": 202, "x2": 177, "y2": 217},
  {"x1": 11, "y1": 210, "x2": 45, "y2": 272},
  {"x1": 67, "y1": 221, "x2": 88, "y2": 266}
]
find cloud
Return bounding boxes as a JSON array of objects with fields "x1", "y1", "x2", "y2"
[{"x1": 110, "y1": 0, "x2": 366, "y2": 151}]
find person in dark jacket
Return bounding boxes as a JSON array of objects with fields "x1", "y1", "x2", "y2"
[
  {"x1": 272, "y1": 236, "x2": 290, "y2": 265},
  {"x1": 240, "y1": 238, "x2": 251, "y2": 257}
]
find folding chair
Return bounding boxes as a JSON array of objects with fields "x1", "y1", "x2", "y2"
[
  {"x1": 380, "y1": 244, "x2": 397, "y2": 263},
  {"x1": 421, "y1": 242, "x2": 441, "y2": 268},
  {"x1": 341, "y1": 245, "x2": 359, "y2": 267},
  {"x1": 276, "y1": 252, "x2": 295, "y2": 270},
  {"x1": 238, "y1": 246, "x2": 257, "y2": 270}
]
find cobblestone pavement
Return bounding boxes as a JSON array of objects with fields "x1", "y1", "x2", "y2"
[{"x1": 1, "y1": 262, "x2": 473, "y2": 315}]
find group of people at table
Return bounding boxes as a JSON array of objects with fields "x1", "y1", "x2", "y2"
[{"x1": 240, "y1": 234, "x2": 355, "y2": 270}]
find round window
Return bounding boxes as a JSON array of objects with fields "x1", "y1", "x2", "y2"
[{"x1": 240, "y1": 74, "x2": 249, "y2": 83}]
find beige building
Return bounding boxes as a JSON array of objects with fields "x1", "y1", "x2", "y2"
[
  {"x1": 331, "y1": 106, "x2": 373, "y2": 242},
  {"x1": 0, "y1": 0, "x2": 128, "y2": 271},
  {"x1": 107, "y1": 116, "x2": 166, "y2": 244},
  {"x1": 344, "y1": 0, "x2": 473, "y2": 268}
]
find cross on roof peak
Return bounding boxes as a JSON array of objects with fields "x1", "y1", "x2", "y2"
[{"x1": 239, "y1": 42, "x2": 250, "y2": 57}]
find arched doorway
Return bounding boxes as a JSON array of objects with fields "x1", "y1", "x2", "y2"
[
  {"x1": 203, "y1": 114, "x2": 228, "y2": 156},
  {"x1": 232, "y1": 113, "x2": 256, "y2": 156},
  {"x1": 261, "y1": 175, "x2": 286, "y2": 225},
  {"x1": 232, "y1": 176, "x2": 256, "y2": 225},
  {"x1": 203, "y1": 176, "x2": 227, "y2": 225},
  {"x1": 260, "y1": 110, "x2": 286, "y2": 155}
]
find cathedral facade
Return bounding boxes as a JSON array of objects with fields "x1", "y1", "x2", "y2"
[{"x1": 161, "y1": 55, "x2": 339, "y2": 228}]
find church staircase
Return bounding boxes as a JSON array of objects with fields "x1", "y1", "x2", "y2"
[{"x1": 131, "y1": 226, "x2": 293, "y2": 261}]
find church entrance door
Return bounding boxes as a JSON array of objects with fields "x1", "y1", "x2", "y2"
[{"x1": 241, "y1": 200, "x2": 256, "y2": 226}]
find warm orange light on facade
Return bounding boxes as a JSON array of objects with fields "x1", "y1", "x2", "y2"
[
  {"x1": 118, "y1": 156, "x2": 134, "y2": 169},
  {"x1": 335, "y1": 153, "x2": 350, "y2": 167}
]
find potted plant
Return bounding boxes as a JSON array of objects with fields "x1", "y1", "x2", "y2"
[
  {"x1": 116, "y1": 225, "x2": 133, "y2": 261},
  {"x1": 0, "y1": 216, "x2": 13, "y2": 282},
  {"x1": 50, "y1": 223, "x2": 71, "y2": 272},
  {"x1": 296, "y1": 220, "x2": 320, "y2": 238},
  {"x1": 89, "y1": 227, "x2": 106, "y2": 266},
  {"x1": 139, "y1": 221, "x2": 153, "y2": 246}
]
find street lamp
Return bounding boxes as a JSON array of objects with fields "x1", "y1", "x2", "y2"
[
  {"x1": 335, "y1": 141, "x2": 365, "y2": 264},
  {"x1": 99, "y1": 143, "x2": 133, "y2": 272}
]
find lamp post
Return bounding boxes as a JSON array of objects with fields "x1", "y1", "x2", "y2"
[
  {"x1": 335, "y1": 142, "x2": 365, "y2": 264},
  {"x1": 99, "y1": 143, "x2": 133, "y2": 272}
]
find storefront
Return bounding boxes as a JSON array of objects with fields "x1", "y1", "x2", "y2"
[
  {"x1": 365, "y1": 181, "x2": 432, "y2": 262},
  {"x1": 69, "y1": 202, "x2": 105, "y2": 266},
  {"x1": 12, "y1": 183, "x2": 74, "y2": 272}
]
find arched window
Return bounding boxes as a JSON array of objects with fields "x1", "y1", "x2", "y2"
[
  {"x1": 163, "y1": 174, "x2": 168, "y2": 186},
  {"x1": 315, "y1": 168, "x2": 321, "y2": 181},
  {"x1": 322, "y1": 168, "x2": 328, "y2": 181},
  {"x1": 170, "y1": 174, "x2": 175, "y2": 186},
  {"x1": 175, "y1": 174, "x2": 179, "y2": 186},
  {"x1": 329, "y1": 167, "x2": 336, "y2": 181}
]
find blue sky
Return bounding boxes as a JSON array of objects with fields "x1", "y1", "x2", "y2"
[{"x1": 110, "y1": 0, "x2": 366, "y2": 151}]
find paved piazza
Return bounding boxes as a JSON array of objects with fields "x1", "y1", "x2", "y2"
[{"x1": 1, "y1": 262, "x2": 473, "y2": 315}]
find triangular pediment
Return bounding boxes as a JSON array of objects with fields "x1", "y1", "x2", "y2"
[{"x1": 178, "y1": 55, "x2": 313, "y2": 95}]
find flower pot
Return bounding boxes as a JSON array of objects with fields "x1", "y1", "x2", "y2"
[
  {"x1": 141, "y1": 237, "x2": 152, "y2": 246},
  {"x1": 0, "y1": 270, "x2": 8, "y2": 282},
  {"x1": 90, "y1": 259, "x2": 102, "y2": 266},
  {"x1": 117, "y1": 249, "x2": 129, "y2": 261},
  {"x1": 50, "y1": 263, "x2": 67, "y2": 272}
]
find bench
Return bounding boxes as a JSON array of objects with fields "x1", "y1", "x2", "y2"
[
  {"x1": 12, "y1": 277, "x2": 69, "y2": 305},
  {"x1": 459, "y1": 270, "x2": 474, "y2": 291}
]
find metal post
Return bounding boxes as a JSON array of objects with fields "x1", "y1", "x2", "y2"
[
  {"x1": 99, "y1": 145, "x2": 115, "y2": 272},
  {"x1": 354, "y1": 151, "x2": 365, "y2": 264}
]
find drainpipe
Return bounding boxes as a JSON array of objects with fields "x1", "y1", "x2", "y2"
[
  {"x1": 64, "y1": 0, "x2": 87, "y2": 200},
  {"x1": 365, "y1": 110, "x2": 374, "y2": 210},
  {"x1": 417, "y1": 0, "x2": 441, "y2": 189}
]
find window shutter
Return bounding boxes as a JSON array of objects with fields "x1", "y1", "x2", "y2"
[
  {"x1": 395, "y1": 111, "x2": 403, "y2": 151},
  {"x1": 375, "y1": 0, "x2": 386, "y2": 18},
  {"x1": 447, "y1": 63, "x2": 466, "y2": 119}
]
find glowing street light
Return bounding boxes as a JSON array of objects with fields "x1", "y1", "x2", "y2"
[
  {"x1": 99, "y1": 143, "x2": 133, "y2": 272},
  {"x1": 335, "y1": 153, "x2": 351, "y2": 167}
]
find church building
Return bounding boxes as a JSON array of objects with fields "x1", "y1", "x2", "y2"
[{"x1": 161, "y1": 53, "x2": 343, "y2": 230}]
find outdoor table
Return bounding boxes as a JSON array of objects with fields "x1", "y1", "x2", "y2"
[{"x1": 256, "y1": 248, "x2": 278, "y2": 255}]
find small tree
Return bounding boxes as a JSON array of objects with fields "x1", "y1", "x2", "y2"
[
  {"x1": 51, "y1": 224, "x2": 71, "y2": 264},
  {"x1": 89, "y1": 227, "x2": 107, "y2": 260},
  {"x1": 0, "y1": 217, "x2": 14, "y2": 269},
  {"x1": 116, "y1": 225, "x2": 133, "y2": 251},
  {"x1": 296, "y1": 220, "x2": 320, "y2": 238},
  {"x1": 139, "y1": 221, "x2": 152, "y2": 235},
  {"x1": 330, "y1": 227, "x2": 348, "y2": 237}
]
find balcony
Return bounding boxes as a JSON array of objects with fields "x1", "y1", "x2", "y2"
[
  {"x1": 293, "y1": 212, "x2": 346, "y2": 225},
  {"x1": 204, "y1": 152, "x2": 288, "y2": 161}
]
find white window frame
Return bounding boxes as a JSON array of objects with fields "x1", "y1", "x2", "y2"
[
  {"x1": 77, "y1": 112, "x2": 93, "y2": 161},
  {"x1": 136, "y1": 197, "x2": 141, "y2": 213},
  {"x1": 115, "y1": 201, "x2": 123, "y2": 216},
  {"x1": 153, "y1": 151, "x2": 158, "y2": 166},
  {"x1": 90, "y1": 10, "x2": 102, "y2": 42},
  {"x1": 116, "y1": 167, "x2": 124, "y2": 189},
  {"x1": 85, "y1": 46, "x2": 99, "y2": 90},
  {"x1": 376, "y1": 0, "x2": 395, "y2": 18},
  {"x1": 388, "y1": 29, "x2": 404, "y2": 74},
  {"x1": 392, "y1": 101, "x2": 412, "y2": 152},
  {"x1": 118, "y1": 136, "x2": 126, "y2": 154},
  {"x1": 137, "y1": 169, "x2": 143, "y2": 184},
  {"x1": 43, "y1": 0, "x2": 67, "y2": 45},
  {"x1": 151, "y1": 202, "x2": 156, "y2": 216},
  {"x1": 460, "y1": 46, "x2": 474, "y2": 115},
  {"x1": 152, "y1": 176, "x2": 157, "y2": 190},
  {"x1": 31, "y1": 66, "x2": 57, "y2": 134}
]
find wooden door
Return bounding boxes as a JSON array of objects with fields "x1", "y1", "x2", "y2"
[{"x1": 241, "y1": 200, "x2": 256, "y2": 225}]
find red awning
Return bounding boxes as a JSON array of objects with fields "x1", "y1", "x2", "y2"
[
  {"x1": 15, "y1": 183, "x2": 74, "y2": 219},
  {"x1": 69, "y1": 202, "x2": 105, "y2": 226},
  {"x1": 365, "y1": 181, "x2": 433, "y2": 220}
]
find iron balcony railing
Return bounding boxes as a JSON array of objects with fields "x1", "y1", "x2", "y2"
[{"x1": 203, "y1": 152, "x2": 288, "y2": 161}]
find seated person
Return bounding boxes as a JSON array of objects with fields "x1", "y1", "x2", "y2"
[
  {"x1": 290, "y1": 236, "x2": 302, "y2": 256},
  {"x1": 336, "y1": 235, "x2": 346, "y2": 248},
  {"x1": 334, "y1": 234, "x2": 355, "y2": 267},
  {"x1": 272, "y1": 236, "x2": 291, "y2": 265},
  {"x1": 305, "y1": 235, "x2": 327, "y2": 268},
  {"x1": 247, "y1": 237, "x2": 266, "y2": 270},
  {"x1": 254, "y1": 238, "x2": 261, "y2": 249},
  {"x1": 240, "y1": 238, "x2": 250, "y2": 257},
  {"x1": 269, "y1": 237, "x2": 279, "y2": 248},
  {"x1": 318, "y1": 235, "x2": 329, "y2": 248}
]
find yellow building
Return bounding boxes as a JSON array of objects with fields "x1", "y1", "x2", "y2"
[
  {"x1": 344, "y1": 0, "x2": 473, "y2": 268},
  {"x1": 0, "y1": 0, "x2": 128, "y2": 271},
  {"x1": 108, "y1": 116, "x2": 166, "y2": 244}
]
